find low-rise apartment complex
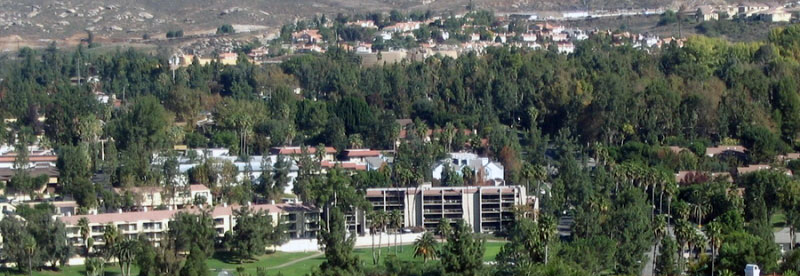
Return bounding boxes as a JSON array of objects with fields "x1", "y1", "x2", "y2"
[
  {"x1": 358, "y1": 184, "x2": 532, "y2": 234},
  {"x1": 59, "y1": 203, "x2": 320, "y2": 263}
]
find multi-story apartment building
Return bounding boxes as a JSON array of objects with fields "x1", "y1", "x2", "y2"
[
  {"x1": 113, "y1": 184, "x2": 213, "y2": 210},
  {"x1": 59, "y1": 203, "x2": 320, "y2": 262},
  {"x1": 357, "y1": 184, "x2": 533, "y2": 234}
]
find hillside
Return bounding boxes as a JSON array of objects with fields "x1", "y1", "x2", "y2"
[{"x1": 0, "y1": 0, "x2": 788, "y2": 49}]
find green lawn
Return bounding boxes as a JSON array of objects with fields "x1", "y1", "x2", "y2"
[
  {"x1": 270, "y1": 241, "x2": 507, "y2": 275},
  {"x1": 772, "y1": 212, "x2": 787, "y2": 230},
  {"x1": 5, "y1": 241, "x2": 506, "y2": 276}
]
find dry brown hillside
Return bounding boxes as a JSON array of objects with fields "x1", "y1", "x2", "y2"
[{"x1": 0, "y1": 0, "x2": 787, "y2": 49}]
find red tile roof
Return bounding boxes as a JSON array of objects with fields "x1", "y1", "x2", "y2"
[
  {"x1": 0, "y1": 155, "x2": 58, "y2": 163},
  {"x1": 270, "y1": 146, "x2": 336, "y2": 155},
  {"x1": 59, "y1": 203, "x2": 317, "y2": 225},
  {"x1": 343, "y1": 149, "x2": 381, "y2": 157}
]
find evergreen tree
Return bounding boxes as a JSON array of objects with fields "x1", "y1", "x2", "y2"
[
  {"x1": 317, "y1": 207, "x2": 360, "y2": 276},
  {"x1": 440, "y1": 220, "x2": 485, "y2": 276},
  {"x1": 179, "y1": 245, "x2": 208, "y2": 276}
]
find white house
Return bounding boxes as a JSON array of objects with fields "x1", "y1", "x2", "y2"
[{"x1": 432, "y1": 152, "x2": 505, "y2": 186}]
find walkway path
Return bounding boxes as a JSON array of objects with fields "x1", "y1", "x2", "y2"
[{"x1": 268, "y1": 252, "x2": 324, "y2": 269}]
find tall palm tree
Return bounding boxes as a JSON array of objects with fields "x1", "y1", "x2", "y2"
[
  {"x1": 706, "y1": 221, "x2": 722, "y2": 276},
  {"x1": 103, "y1": 225, "x2": 119, "y2": 261},
  {"x1": 437, "y1": 217, "x2": 452, "y2": 241},
  {"x1": 367, "y1": 211, "x2": 380, "y2": 264},
  {"x1": 652, "y1": 214, "x2": 667, "y2": 272},
  {"x1": 374, "y1": 211, "x2": 387, "y2": 261},
  {"x1": 413, "y1": 232, "x2": 438, "y2": 263},
  {"x1": 675, "y1": 220, "x2": 692, "y2": 273},
  {"x1": 538, "y1": 214, "x2": 557, "y2": 264},
  {"x1": 23, "y1": 235, "x2": 36, "y2": 276},
  {"x1": 78, "y1": 217, "x2": 91, "y2": 256},
  {"x1": 114, "y1": 239, "x2": 138, "y2": 276},
  {"x1": 688, "y1": 229, "x2": 707, "y2": 261},
  {"x1": 390, "y1": 210, "x2": 402, "y2": 253}
]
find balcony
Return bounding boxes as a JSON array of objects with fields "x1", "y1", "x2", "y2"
[{"x1": 482, "y1": 208, "x2": 501, "y2": 213}]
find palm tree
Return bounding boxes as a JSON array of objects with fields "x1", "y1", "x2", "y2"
[
  {"x1": 688, "y1": 228, "x2": 706, "y2": 261},
  {"x1": 373, "y1": 211, "x2": 387, "y2": 261},
  {"x1": 23, "y1": 235, "x2": 36, "y2": 276},
  {"x1": 367, "y1": 211, "x2": 380, "y2": 264},
  {"x1": 706, "y1": 221, "x2": 722, "y2": 276},
  {"x1": 78, "y1": 217, "x2": 91, "y2": 256},
  {"x1": 652, "y1": 214, "x2": 667, "y2": 272},
  {"x1": 538, "y1": 214, "x2": 557, "y2": 264},
  {"x1": 114, "y1": 239, "x2": 138, "y2": 276},
  {"x1": 413, "y1": 232, "x2": 438, "y2": 263},
  {"x1": 103, "y1": 225, "x2": 119, "y2": 261},
  {"x1": 437, "y1": 218, "x2": 452, "y2": 242},
  {"x1": 675, "y1": 219, "x2": 692, "y2": 273},
  {"x1": 389, "y1": 210, "x2": 402, "y2": 253}
]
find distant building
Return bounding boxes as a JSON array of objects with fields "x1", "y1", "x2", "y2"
[
  {"x1": 432, "y1": 152, "x2": 505, "y2": 186},
  {"x1": 113, "y1": 184, "x2": 213, "y2": 210},
  {"x1": 697, "y1": 6, "x2": 720, "y2": 21},
  {"x1": 757, "y1": 9, "x2": 792, "y2": 22},
  {"x1": 292, "y1": 30, "x2": 323, "y2": 44},
  {"x1": 355, "y1": 184, "x2": 532, "y2": 234},
  {"x1": 705, "y1": 145, "x2": 747, "y2": 158},
  {"x1": 60, "y1": 203, "x2": 320, "y2": 264}
]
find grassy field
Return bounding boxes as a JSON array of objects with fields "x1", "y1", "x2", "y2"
[{"x1": 6, "y1": 241, "x2": 506, "y2": 276}]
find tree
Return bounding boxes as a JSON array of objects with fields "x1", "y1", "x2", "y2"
[
  {"x1": 114, "y1": 239, "x2": 139, "y2": 276},
  {"x1": 413, "y1": 232, "x2": 437, "y2": 263},
  {"x1": 440, "y1": 220, "x2": 485, "y2": 276},
  {"x1": 437, "y1": 217, "x2": 452, "y2": 241},
  {"x1": 78, "y1": 217, "x2": 91, "y2": 255},
  {"x1": 706, "y1": 221, "x2": 723, "y2": 276},
  {"x1": 108, "y1": 95, "x2": 172, "y2": 153},
  {"x1": 317, "y1": 207, "x2": 360, "y2": 275},
  {"x1": 230, "y1": 206, "x2": 284, "y2": 261},
  {"x1": 389, "y1": 209, "x2": 402, "y2": 253},
  {"x1": 85, "y1": 257, "x2": 105, "y2": 276},
  {"x1": 1, "y1": 216, "x2": 35, "y2": 274},
  {"x1": 169, "y1": 211, "x2": 216, "y2": 257},
  {"x1": 217, "y1": 24, "x2": 235, "y2": 34},
  {"x1": 538, "y1": 214, "x2": 556, "y2": 264},
  {"x1": 496, "y1": 216, "x2": 544, "y2": 274},
  {"x1": 23, "y1": 235, "x2": 36, "y2": 276},
  {"x1": 179, "y1": 245, "x2": 208, "y2": 276},
  {"x1": 718, "y1": 231, "x2": 780, "y2": 273},
  {"x1": 655, "y1": 235, "x2": 679, "y2": 276},
  {"x1": 59, "y1": 144, "x2": 95, "y2": 208}
]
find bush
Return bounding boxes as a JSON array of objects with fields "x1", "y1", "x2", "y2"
[{"x1": 217, "y1": 24, "x2": 235, "y2": 35}]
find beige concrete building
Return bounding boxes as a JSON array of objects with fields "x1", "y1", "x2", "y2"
[
  {"x1": 357, "y1": 184, "x2": 532, "y2": 234},
  {"x1": 113, "y1": 184, "x2": 213, "y2": 209},
  {"x1": 59, "y1": 203, "x2": 320, "y2": 263}
]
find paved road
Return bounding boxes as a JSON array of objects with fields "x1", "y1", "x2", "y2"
[{"x1": 642, "y1": 226, "x2": 674, "y2": 276}]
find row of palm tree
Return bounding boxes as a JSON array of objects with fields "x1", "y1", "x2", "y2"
[
  {"x1": 367, "y1": 209, "x2": 404, "y2": 264},
  {"x1": 666, "y1": 218, "x2": 724, "y2": 276}
]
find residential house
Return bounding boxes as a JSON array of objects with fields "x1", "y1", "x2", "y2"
[
  {"x1": 347, "y1": 20, "x2": 377, "y2": 29},
  {"x1": 292, "y1": 30, "x2": 323, "y2": 44},
  {"x1": 384, "y1": 21, "x2": 422, "y2": 33},
  {"x1": 736, "y1": 164, "x2": 792, "y2": 176},
  {"x1": 697, "y1": 6, "x2": 720, "y2": 21},
  {"x1": 432, "y1": 152, "x2": 505, "y2": 186},
  {"x1": 705, "y1": 145, "x2": 747, "y2": 158}
]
